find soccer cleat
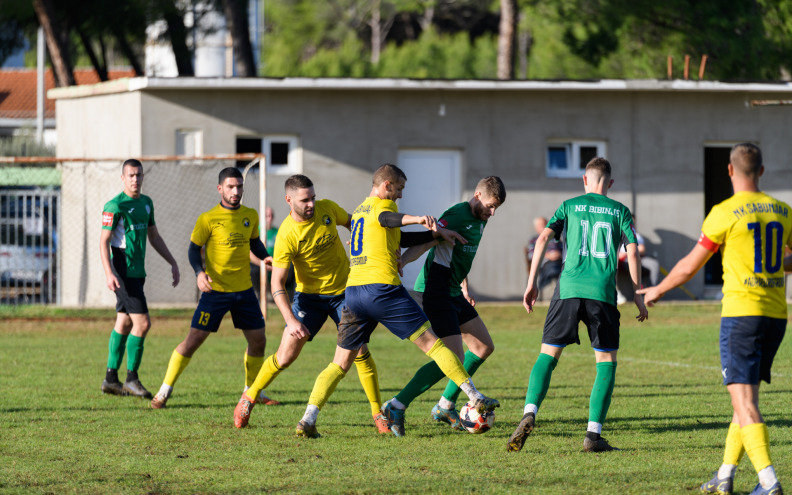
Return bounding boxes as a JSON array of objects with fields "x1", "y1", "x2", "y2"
[
  {"x1": 373, "y1": 413, "x2": 391, "y2": 435},
  {"x1": 295, "y1": 420, "x2": 321, "y2": 439},
  {"x1": 583, "y1": 434, "x2": 620, "y2": 452},
  {"x1": 150, "y1": 392, "x2": 170, "y2": 409},
  {"x1": 507, "y1": 412, "x2": 535, "y2": 452},
  {"x1": 431, "y1": 404, "x2": 465, "y2": 431},
  {"x1": 123, "y1": 379, "x2": 153, "y2": 399},
  {"x1": 234, "y1": 394, "x2": 255, "y2": 428},
  {"x1": 381, "y1": 400, "x2": 406, "y2": 437},
  {"x1": 253, "y1": 391, "x2": 281, "y2": 406},
  {"x1": 101, "y1": 379, "x2": 127, "y2": 396},
  {"x1": 470, "y1": 395, "x2": 500, "y2": 415},
  {"x1": 748, "y1": 482, "x2": 783, "y2": 495},
  {"x1": 699, "y1": 471, "x2": 733, "y2": 495}
]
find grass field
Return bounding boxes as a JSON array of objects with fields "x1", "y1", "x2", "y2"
[{"x1": 1, "y1": 302, "x2": 791, "y2": 494}]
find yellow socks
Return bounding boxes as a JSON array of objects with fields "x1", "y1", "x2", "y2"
[
  {"x1": 425, "y1": 339, "x2": 469, "y2": 386},
  {"x1": 742, "y1": 422, "x2": 772, "y2": 473},
  {"x1": 244, "y1": 353, "x2": 265, "y2": 388},
  {"x1": 163, "y1": 350, "x2": 191, "y2": 387},
  {"x1": 245, "y1": 354, "x2": 284, "y2": 401},
  {"x1": 354, "y1": 351, "x2": 382, "y2": 416},
  {"x1": 308, "y1": 363, "x2": 347, "y2": 409},
  {"x1": 723, "y1": 422, "x2": 746, "y2": 466}
]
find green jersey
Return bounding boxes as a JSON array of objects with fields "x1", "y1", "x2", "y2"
[
  {"x1": 102, "y1": 192, "x2": 155, "y2": 278},
  {"x1": 548, "y1": 193, "x2": 635, "y2": 305},
  {"x1": 414, "y1": 202, "x2": 485, "y2": 296}
]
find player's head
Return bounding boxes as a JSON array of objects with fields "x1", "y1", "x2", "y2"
[
  {"x1": 217, "y1": 167, "x2": 244, "y2": 208},
  {"x1": 533, "y1": 216, "x2": 547, "y2": 234},
  {"x1": 372, "y1": 163, "x2": 407, "y2": 201},
  {"x1": 265, "y1": 206, "x2": 275, "y2": 229},
  {"x1": 471, "y1": 176, "x2": 506, "y2": 221},
  {"x1": 121, "y1": 159, "x2": 144, "y2": 197},
  {"x1": 583, "y1": 157, "x2": 614, "y2": 191},
  {"x1": 284, "y1": 174, "x2": 316, "y2": 221},
  {"x1": 729, "y1": 143, "x2": 764, "y2": 179}
]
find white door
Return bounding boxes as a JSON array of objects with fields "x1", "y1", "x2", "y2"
[{"x1": 397, "y1": 149, "x2": 462, "y2": 290}]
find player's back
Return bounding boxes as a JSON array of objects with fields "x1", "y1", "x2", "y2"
[
  {"x1": 702, "y1": 191, "x2": 792, "y2": 318},
  {"x1": 347, "y1": 196, "x2": 401, "y2": 287},
  {"x1": 550, "y1": 193, "x2": 635, "y2": 305}
]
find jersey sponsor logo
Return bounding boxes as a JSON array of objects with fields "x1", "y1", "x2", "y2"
[
  {"x1": 102, "y1": 212, "x2": 114, "y2": 227},
  {"x1": 223, "y1": 232, "x2": 247, "y2": 247},
  {"x1": 350, "y1": 255, "x2": 367, "y2": 266},
  {"x1": 130, "y1": 223, "x2": 148, "y2": 230},
  {"x1": 315, "y1": 234, "x2": 336, "y2": 252},
  {"x1": 322, "y1": 214, "x2": 331, "y2": 225},
  {"x1": 353, "y1": 204, "x2": 372, "y2": 215},
  {"x1": 743, "y1": 276, "x2": 785, "y2": 288},
  {"x1": 462, "y1": 245, "x2": 478, "y2": 253}
]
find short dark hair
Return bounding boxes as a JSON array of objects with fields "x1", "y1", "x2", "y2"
[
  {"x1": 373, "y1": 163, "x2": 407, "y2": 186},
  {"x1": 730, "y1": 143, "x2": 762, "y2": 176},
  {"x1": 585, "y1": 157, "x2": 611, "y2": 179},
  {"x1": 122, "y1": 159, "x2": 142, "y2": 173},
  {"x1": 219, "y1": 167, "x2": 243, "y2": 184},
  {"x1": 476, "y1": 176, "x2": 506, "y2": 204},
  {"x1": 284, "y1": 174, "x2": 314, "y2": 193}
]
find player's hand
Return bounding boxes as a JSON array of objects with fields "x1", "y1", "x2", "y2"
[
  {"x1": 523, "y1": 284, "x2": 538, "y2": 314},
  {"x1": 436, "y1": 228, "x2": 467, "y2": 246},
  {"x1": 419, "y1": 215, "x2": 438, "y2": 231},
  {"x1": 106, "y1": 274, "x2": 120, "y2": 292},
  {"x1": 636, "y1": 286, "x2": 661, "y2": 307},
  {"x1": 196, "y1": 271, "x2": 213, "y2": 293},
  {"x1": 634, "y1": 293, "x2": 648, "y2": 322},
  {"x1": 286, "y1": 320, "x2": 310, "y2": 339},
  {"x1": 263, "y1": 256, "x2": 273, "y2": 272},
  {"x1": 171, "y1": 264, "x2": 180, "y2": 287},
  {"x1": 462, "y1": 288, "x2": 476, "y2": 307}
]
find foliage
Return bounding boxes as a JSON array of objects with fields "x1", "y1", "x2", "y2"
[
  {"x1": 2, "y1": 303, "x2": 792, "y2": 493},
  {"x1": 0, "y1": 129, "x2": 55, "y2": 157}
]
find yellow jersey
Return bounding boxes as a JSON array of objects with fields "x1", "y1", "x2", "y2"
[
  {"x1": 347, "y1": 196, "x2": 401, "y2": 287},
  {"x1": 273, "y1": 199, "x2": 350, "y2": 295},
  {"x1": 190, "y1": 203, "x2": 259, "y2": 293},
  {"x1": 700, "y1": 191, "x2": 792, "y2": 318}
]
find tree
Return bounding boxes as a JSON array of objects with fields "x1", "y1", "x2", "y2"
[
  {"x1": 32, "y1": 0, "x2": 75, "y2": 87},
  {"x1": 497, "y1": 0, "x2": 517, "y2": 79},
  {"x1": 221, "y1": 0, "x2": 257, "y2": 76}
]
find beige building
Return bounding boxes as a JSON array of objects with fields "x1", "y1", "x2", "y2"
[{"x1": 50, "y1": 77, "x2": 792, "y2": 307}]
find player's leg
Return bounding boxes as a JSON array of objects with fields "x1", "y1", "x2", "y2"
[
  {"x1": 103, "y1": 311, "x2": 132, "y2": 396},
  {"x1": 151, "y1": 292, "x2": 227, "y2": 409},
  {"x1": 123, "y1": 312, "x2": 153, "y2": 398},
  {"x1": 508, "y1": 298, "x2": 579, "y2": 452}
]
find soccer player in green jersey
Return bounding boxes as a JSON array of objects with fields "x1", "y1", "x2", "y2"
[
  {"x1": 100, "y1": 159, "x2": 180, "y2": 398},
  {"x1": 384, "y1": 176, "x2": 506, "y2": 431},
  {"x1": 150, "y1": 167, "x2": 275, "y2": 409},
  {"x1": 640, "y1": 144, "x2": 791, "y2": 495},
  {"x1": 507, "y1": 157, "x2": 648, "y2": 453},
  {"x1": 234, "y1": 174, "x2": 388, "y2": 434}
]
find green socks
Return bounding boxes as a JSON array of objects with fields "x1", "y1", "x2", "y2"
[
  {"x1": 394, "y1": 360, "x2": 446, "y2": 408},
  {"x1": 106, "y1": 330, "x2": 128, "y2": 370},
  {"x1": 589, "y1": 361, "x2": 617, "y2": 424},
  {"x1": 442, "y1": 350, "x2": 486, "y2": 404},
  {"x1": 126, "y1": 334, "x2": 145, "y2": 373},
  {"x1": 524, "y1": 352, "x2": 558, "y2": 408}
]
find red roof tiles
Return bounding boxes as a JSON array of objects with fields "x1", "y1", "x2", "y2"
[{"x1": 0, "y1": 68, "x2": 135, "y2": 120}]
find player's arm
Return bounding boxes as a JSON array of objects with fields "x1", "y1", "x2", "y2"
[
  {"x1": 188, "y1": 241, "x2": 213, "y2": 293},
  {"x1": 524, "y1": 227, "x2": 555, "y2": 314},
  {"x1": 624, "y1": 242, "x2": 648, "y2": 322},
  {"x1": 99, "y1": 228, "x2": 120, "y2": 291},
  {"x1": 461, "y1": 277, "x2": 475, "y2": 307},
  {"x1": 785, "y1": 253, "x2": 792, "y2": 272},
  {"x1": 249, "y1": 237, "x2": 272, "y2": 271},
  {"x1": 638, "y1": 241, "x2": 715, "y2": 306},
  {"x1": 341, "y1": 213, "x2": 352, "y2": 231},
  {"x1": 271, "y1": 265, "x2": 309, "y2": 339},
  {"x1": 148, "y1": 225, "x2": 180, "y2": 287},
  {"x1": 399, "y1": 240, "x2": 438, "y2": 271}
]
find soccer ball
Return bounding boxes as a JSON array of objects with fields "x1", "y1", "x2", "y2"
[{"x1": 459, "y1": 402, "x2": 495, "y2": 434}]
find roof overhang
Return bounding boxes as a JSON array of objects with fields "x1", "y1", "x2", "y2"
[{"x1": 48, "y1": 76, "x2": 792, "y2": 100}]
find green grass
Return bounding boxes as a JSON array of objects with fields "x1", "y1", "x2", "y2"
[{"x1": 1, "y1": 303, "x2": 791, "y2": 494}]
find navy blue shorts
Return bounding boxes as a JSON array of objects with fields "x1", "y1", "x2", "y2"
[
  {"x1": 191, "y1": 288, "x2": 265, "y2": 332},
  {"x1": 543, "y1": 297, "x2": 620, "y2": 351},
  {"x1": 720, "y1": 316, "x2": 786, "y2": 385},
  {"x1": 291, "y1": 291, "x2": 345, "y2": 341},
  {"x1": 413, "y1": 291, "x2": 478, "y2": 338},
  {"x1": 337, "y1": 284, "x2": 430, "y2": 350}
]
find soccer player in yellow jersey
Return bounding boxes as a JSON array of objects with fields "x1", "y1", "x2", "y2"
[
  {"x1": 639, "y1": 143, "x2": 791, "y2": 495},
  {"x1": 294, "y1": 163, "x2": 500, "y2": 438},
  {"x1": 234, "y1": 174, "x2": 389, "y2": 434},
  {"x1": 150, "y1": 168, "x2": 276, "y2": 409}
]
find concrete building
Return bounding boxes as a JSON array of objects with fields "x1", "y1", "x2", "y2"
[{"x1": 49, "y1": 77, "x2": 792, "y2": 307}]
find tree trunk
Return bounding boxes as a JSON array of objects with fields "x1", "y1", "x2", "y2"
[
  {"x1": 76, "y1": 27, "x2": 108, "y2": 81},
  {"x1": 157, "y1": 0, "x2": 194, "y2": 76},
  {"x1": 371, "y1": 0, "x2": 381, "y2": 64},
  {"x1": 497, "y1": 0, "x2": 518, "y2": 80},
  {"x1": 222, "y1": 0, "x2": 257, "y2": 76},
  {"x1": 113, "y1": 29, "x2": 145, "y2": 76},
  {"x1": 33, "y1": 0, "x2": 75, "y2": 87}
]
